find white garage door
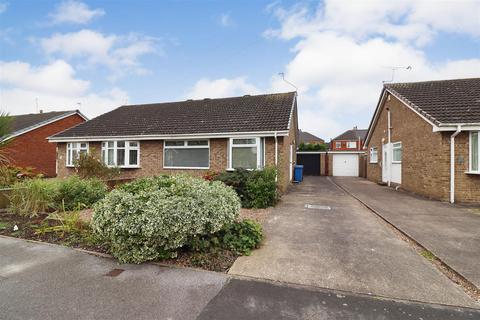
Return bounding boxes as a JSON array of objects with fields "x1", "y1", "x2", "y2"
[{"x1": 332, "y1": 154, "x2": 359, "y2": 177}]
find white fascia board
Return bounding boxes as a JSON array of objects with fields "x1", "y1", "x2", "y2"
[
  {"x1": 328, "y1": 151, "x2": 366, "y2": 154},
  {"x1": 433, "y1": 124, "x2": 480, "y2": 132},
  {"x1": 296, "y1": 151, "x2": 327, "y2": 154},
  {"x1": 2, "y1": 111, "x2": 87, "y2": 142},
  {"x1": 48, "y1": 130, "x2": 290, "y2": 142}
]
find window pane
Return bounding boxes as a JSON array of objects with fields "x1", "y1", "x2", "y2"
[
  {"x1": 233, "y1": 138, "x2": 256, "y2": 145},
  {"x1": 165, "y1": 141, "x2": 185, "y2": 147},
  {"x1": 393, "y1": 144, "x2": 402, "y2": 162},
  {"x1": 129, "y1": 150, "x2": 138, "y2": 165},
  {"x1": 80, "y1": 143, "x2": 87, "y2": 149},
  {"x1": 165, "y1": 148, "x2": 209, "y2": 167},
  {"x1": 472, "y1": 132, "x2": 478, "y2": 171},
  {"x1": 129, "y1": 141, "x2": 138, "y2": 148},
  {"x1": 108, "y1": 141, "x2": 114, "y2": 148},
  {"x1": 117, "y1": 141, "x2": 125, "y2": 148},
  {"x1": 187, "y1": 140, "x2": 208, "y2": 146},
  {"x1": 232, "y1": 147, "x2": 257, "y2": 169},
  {"x1": 117, "y1": 148, "x2": 125, "y2": 166},
  {"x1": 107, "y1": 149, "x2": 114, "y2": 165}
]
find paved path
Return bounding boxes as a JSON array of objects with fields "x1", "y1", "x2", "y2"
[
  {"x1": 332, "y1": 177, "x2": 480, "y2": 289},
  {"x1": 1, "y1": 236, "x2": 479, "y2": 320},
  {"x1": 229, "y1": 176, "x2": 478, "y2": 307}
]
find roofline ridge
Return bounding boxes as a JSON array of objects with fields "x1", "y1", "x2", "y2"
[{"x1": 384, "y1": 77, "x2": 480, "y2": 87}]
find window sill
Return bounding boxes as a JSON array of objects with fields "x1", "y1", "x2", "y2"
[
  {"x1": 465, "y1": 171, "x2": 480, "y2": 175},
  {"x1": 164, "y1": 166, "x2": 209, "y2": 170},
  {"x1": 369, "y1": 161, "x2": 378, "y2": 164},
  {"x1": 392, "y1": 161, "x2": 402, "y2": 164}
]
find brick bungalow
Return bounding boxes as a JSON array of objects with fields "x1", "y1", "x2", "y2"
[
  {"x1": 2, "y1": 110, "x2": 87, "y2": 176},
  {"x1": 364, "y1": 78, "x2": 480, "y2": 204},
  {"x1": 48, "y1": 92, "x2": 298, "y2": 191}
]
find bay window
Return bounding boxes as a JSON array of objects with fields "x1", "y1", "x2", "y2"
[
  {"x1": 229, "y1": 138, "x2": 264, "y2": 170},
  {"x1": 102, "y1": 141, "x2": 140, "y2": 167},
  {"x1": 369, "y1": 147, "x2": 378, "y2": 163},
  {"x1": 392, "y1": 142, "x2": 402, "y2": 163},
  {"x1": 66, "y1": 142, "x2": 88, "y2": 167},
  {"x1": 164, "y1": 140, "x2": 209, "y2": 169},
  {"x1": 470, "y1": 131, "x2": 479, "y2": 173}
]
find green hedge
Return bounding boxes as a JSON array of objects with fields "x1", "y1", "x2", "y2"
[
  {"x1": 92, "y1": 175, "x2": 241, "y2": 263},
  {"x1": 214, "y1": 167, "x2": 277, "y2": 208}
]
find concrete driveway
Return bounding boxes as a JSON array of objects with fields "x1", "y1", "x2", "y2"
[
  {"x1": 332, "y1": 177, "x2": 480, "y2": 289},
  {"x1": 229, "y1": 176, "x2": 478, "y2": 307}
]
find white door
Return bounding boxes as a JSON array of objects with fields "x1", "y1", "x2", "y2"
[
  {"x1": 332, "y1": 154, "x2": 359, "y2": 176},
  {"x1": 382, "y1": 144, "x2": 388, "y2": 183}
]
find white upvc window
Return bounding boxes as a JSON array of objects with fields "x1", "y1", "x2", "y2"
[
  {"x1": 370, "y1": 147, "x2": 378, "y2": 163},
  {"x1": 470, "y1": 131, "x2": 479, "y2": 173},
  {"x1": 347, "y1": 141, "x2": 357, "y2": 149},
  {"x1": 164, "y1": 140, "x2": 210, "y2": 169},
  {"x1": 335, "y1": 141, "x2": 341, "y2": 149},
  {"x1": 392, "y1": 142, "x2": 402, "y2": 163},
  {"x1": 101, "y1": 141, "x2": 140, "y2": 168},
  {"x1": 228, "y1": 137, "x2": 264, "y2": 170},
  {"x1": 66, "y1": 142, "x2": 88, "y2": 167}
]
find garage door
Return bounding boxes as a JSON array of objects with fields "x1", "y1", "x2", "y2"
[
  {"x1": 297, "y1": 153, "x2": 320, "y2": 176},
  {"x1": 332, "y1": 154, "x2": 359, "y2": 176}
]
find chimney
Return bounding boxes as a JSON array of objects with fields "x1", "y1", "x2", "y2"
[
  {"x1": 353, "y1": 125, "x2": 357, "y2": 130},
  {"x1": 39, "y1": 109, "x2": 43, "y2": 114}
]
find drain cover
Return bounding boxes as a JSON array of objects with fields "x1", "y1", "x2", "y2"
[
  {"x1": 106, "y1": 268, "x2": 124, "y2": 277},
  {"x1": 305, "y1": 204, "x2": 331, "y2": 210}
]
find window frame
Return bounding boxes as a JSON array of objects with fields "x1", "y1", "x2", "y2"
[
  {"x1": 335, "y1": 141, "x2": 342, "y2": 149},
  {"x1": 392, "y1": 142, "x2": 402, "y2": 163},
  {"x1": 163, "y1": 139, "x2": 210, "y2": 170},
  {"x1": 228, "y1": 137, "x2": 263, "y2": 170},
  {"x1": 101, "y1": 141, "x2": 140, "y2": 168},
  {"x1": 347, "y1": 141, "x2": 357, "y2": 149},
  {"x1": 369, "y1": 147, "x2": 378, "y2": 164},
  {"x1": 66, "y1": 142, "x2": 89, "y2": 167},
  {"x1": 469, "y1": 131, "x2": 479, "y2": 173}
]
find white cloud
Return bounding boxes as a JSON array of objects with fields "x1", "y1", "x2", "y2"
[
  {"x1": 264, "y1": 1, "x2": 480, "y2": 139},
  {"x1": 0, "y1": 2, "x2": 8, "y2": 14},
  {"x1": 50, "y1": 0, "x2": 105, "y2": 25},
  {"x1": 39, "y1": 29, "x2": 157, "y2": 79},
  {"x1": 0, "y1": 60, "x2": 127, "y2": 118},
  {"x1": 185, "y1": 77, "x2": 261, "y2": 99},
  {"x1": 219, "y1": 13, "x2": 235, "y2": 27}
]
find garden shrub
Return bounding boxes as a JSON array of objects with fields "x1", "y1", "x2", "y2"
[
  {"x1": 73, "y1": 152, "x2": 120, "y2": 179},
  {"x1": 0, "y1": 165, "x2": 40, "y2": 188},
  {"x1": 189, "y1": 219, "x2": 263, "y2": 255},
  {"x1": 92, "y1": 175, "x2": 241, "y2": 263},
  {"x1": 9, "y1": 178, "x2": 60, "y2": 217},
  {"x1": 55, "y1": 175, "x2": 107, "y2": 211},
  {"x1": 214, "y1": 167, "x2": 277, "y2": 208}
]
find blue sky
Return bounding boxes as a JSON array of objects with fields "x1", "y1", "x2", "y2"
[{"x1": 1, "y1": 0, "x2": 479, "y2": 139}]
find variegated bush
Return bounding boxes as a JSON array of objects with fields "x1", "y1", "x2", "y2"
[{"x1": 92, "y1": 175, "x2": 240, "y2": 263}]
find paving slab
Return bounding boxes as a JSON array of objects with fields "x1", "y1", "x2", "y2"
[
  {"x1": 198, "y1": 278, "x2": 480, "y2": 320},
  {"x1": 332, "y1": 177, "x2": 480, "y2": 289},
  {"x1": 228, "y1": 176, "x2": 478, "y2": 307},
  {"x1": 0, "y1": 236, "x2": 226, "y2": 320}
]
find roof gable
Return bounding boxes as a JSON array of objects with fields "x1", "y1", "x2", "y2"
[
  {"x1": 51, "y1": 92, "x2": 296, "y2": 139},
  {"x1": 298, "y1": 130, "x2": 323, "y2": 143}
]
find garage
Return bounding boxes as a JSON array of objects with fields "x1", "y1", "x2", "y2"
[
  {"x1": 332, "y1": 153, "x2": 359, "y2": 176},
  {"x1": 297, "y1": 152, "x2": 321, "y2": 176}
]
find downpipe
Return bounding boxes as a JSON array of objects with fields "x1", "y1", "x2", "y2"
[{"x1": 450, "y1": 125, "x2": 462, "y2": 204}]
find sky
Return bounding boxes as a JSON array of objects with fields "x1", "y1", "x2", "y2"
[{"x1": 0, "y1": 0, "x2": 479, "y2": 140}]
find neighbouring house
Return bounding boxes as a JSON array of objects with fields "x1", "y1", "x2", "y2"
[
  {"x1": 364, "y1": 78, "x2": 480, "y2": 204},
  {"x1": 48, "y1": 92, "x2": 298, "y2": 191},
  {"x1": 298, "y1": 130, "x2": 325, "y2": 145},
  {"x1": 2, "y1": 110, "x2": 87, "y2": 177},
  {"x1": 328, "y1": 127, "x2": 367, "y2": 177}
]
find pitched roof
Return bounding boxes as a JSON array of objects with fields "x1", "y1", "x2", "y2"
[
  {"x1": 385, "y1": 78, "x2": 480, "y2": 125},
  {"x1": 51, "y1": 92, "x2": 296, "y2": 139},
  {"x1": 298, "y1": 130, "x2": 324, "y2": 144},
  {"x1": 5, "y1": 110, "x2": 86, "y2": 139},
  {"x1": 333, "y1": 128, "x2": 368, "y2": 141}
]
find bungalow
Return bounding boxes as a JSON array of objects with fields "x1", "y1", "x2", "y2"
[
  {"x1": 48, "y1": 92, "x2": 298, "y2": 191},
  {"x1": 2, "y1": 110, "x2": 87, "y2": 176},
  {"x1": 364, "y1": 78, "x2": 480, "y2": 204}
]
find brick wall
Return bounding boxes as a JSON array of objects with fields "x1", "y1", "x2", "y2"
[
  {"x1": 366, "y1": 93, "x2": 479, "y2": 203},
  {"x1": 4, "y1": 114, "x2": 85, "y2": 177}
]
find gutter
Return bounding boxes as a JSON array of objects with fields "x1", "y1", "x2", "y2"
[{"x1": 450, "y1": 125, "x2": 462, "y2": 204}]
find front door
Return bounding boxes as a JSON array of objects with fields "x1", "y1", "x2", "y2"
[{"x1": 382, "y1": 144, "x2": 388, "y2": 183}]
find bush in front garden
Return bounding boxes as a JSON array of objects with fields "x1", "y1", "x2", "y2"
[
  {"x1": 214, "y1": 167, "x2": 277, "y2": 208},
  {"x1": 91, "y1": 175, "x2": 241, "y2": 264},
  {"x1": 55, "y1": 175, "x2": 108, "y2": 211},
  {"x1": 9, "y1": 178, "x2": 60, "y2": 217},
  {"x1": 8, "y1": 175, "x2": 108, "y2": 217}
]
